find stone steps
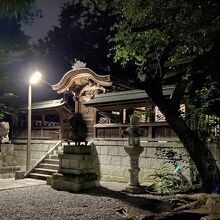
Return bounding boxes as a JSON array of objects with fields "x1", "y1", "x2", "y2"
[
  {"x1": 49, "y1": 155, "x2": 59, "y2": 159},
  {"x1": 27, "y1": 144, "x2": 62, "y2": 181},
  {"x1": 34, "y1": 168, "x2": 58, "y2": 175},
  {"x1": 39, "y1": 163, "x2": 59, "y2": 170},
  {"x1": 28, "y1": 173, "x2": 51, "y2": 181},
  {"x1": 43, "y1": 159, "x2": 59, "y2": 165},
  {"x1": 28, "y1": 158, "x2": 59, "y2": 181}
]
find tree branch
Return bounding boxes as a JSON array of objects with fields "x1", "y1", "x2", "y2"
[
  {"x1": 136, "y1": 59, "x2": 166, "y2": 108},
  {"x1": 170, "y1": 70, "x2": 189, "y2": 105},
  {"x1": 131, "y1": 22, "x2": 161, "y2": 33},
  {"x1": 160, "y1": 40, "x2": 176, "y2": 78}
]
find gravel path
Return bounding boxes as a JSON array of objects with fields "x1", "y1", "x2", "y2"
[
  {"x1": 0, "y1": 184, "x2": 125, "y2": 220},
  {"x1": 0, "y1": 180, "x2": 173, "y2": 220}
]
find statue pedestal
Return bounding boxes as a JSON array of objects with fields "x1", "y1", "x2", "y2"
[
  {"x1": 51, "y1": 144, "x2": 99, "y2": 192},
  {"x1": 0, "y1": 143, "x2": 20, "y2": 178},
  {"x1": 122, "y1": 146, "x2": 145, "y2": 194}
]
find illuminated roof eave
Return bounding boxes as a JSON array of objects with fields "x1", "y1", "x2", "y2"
[
  {"x1": 52, "y1": 68, "x2": 112, "y2": 94},
  {"x1": 17, "y1": 99, "x2": 73, "y2": 112}
]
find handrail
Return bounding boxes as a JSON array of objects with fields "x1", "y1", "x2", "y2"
[
  {"x1": 94, "y1": 122, "x2": 169, "y2": 128},
  {"x1": 24, "y1": 140, "x2": 63, "y2": 177},
  {"x1": 94, "y1": 137, "x2": 180, "y2": 142}
]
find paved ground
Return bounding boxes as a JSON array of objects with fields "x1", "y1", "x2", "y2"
[
  {"x1": 0, "y1": 178, "x2": 45, "y2": 191},
  {"x1": 0, "y1": 179, "x2": 156, "y2": 220},
  {"x1": 0, "y1": 178, "x2": 126, "y2": 192}
]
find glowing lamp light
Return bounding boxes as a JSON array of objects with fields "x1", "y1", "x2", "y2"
[{"x1": 30, "y1": 71, "x2": 42, "y2": 84}]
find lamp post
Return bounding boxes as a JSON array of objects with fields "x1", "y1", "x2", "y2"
[{"x1": 26, "y1": 71, "x2": 41, "y2": 171}]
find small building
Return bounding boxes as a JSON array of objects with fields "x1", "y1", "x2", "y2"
[
  {"x1": 12, "y1": 99, "x2": 73, "y2": 140},
  {"x1": 85, "y1": 87, "x2": 183, "y2": 140}
]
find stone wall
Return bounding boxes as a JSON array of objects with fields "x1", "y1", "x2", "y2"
[
  {"x1": 92, "y1": 138, "x2": 191, "y2": 184},
  {"x1": 0, "y1": 143, "x2": 20, "y2": 178},
  {"x1": 12, "y1": 138, "x2": 220, "y2": 184},
  {"x1": 13, "y1": 140, "x2": 59, "y2": 171}
]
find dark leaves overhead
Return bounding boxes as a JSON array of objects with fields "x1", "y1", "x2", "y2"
[
  {"x1": 36, "y1": 0, "x2": 118, "y2": 74},
  {"x1": 0, "y1": 0, "x2": 36, "y2": 18},
  {"x1": 111, "y1": 0, "x2": 220, "y2": 67}
]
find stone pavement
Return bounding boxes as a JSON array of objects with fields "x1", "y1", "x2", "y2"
[
  {"x1": 0, "y1": 178, "x2": 46, "y2": 191},
  {"x1": 0, "y1": 178, "x2": 126, "y2": 191}
]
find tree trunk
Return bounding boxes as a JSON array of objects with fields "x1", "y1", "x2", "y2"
[
  {"x1": 141, "y1": 68, "x2": 220, "y2": 192},
  {"x1": 157, "y1": 105, "x2": 220, "y2": 193}
]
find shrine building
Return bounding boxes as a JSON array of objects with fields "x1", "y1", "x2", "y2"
[{"x1": 10, "y1": 66, "x2": 219, "y2": 184}]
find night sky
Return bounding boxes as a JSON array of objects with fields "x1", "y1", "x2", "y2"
[
  {"x1": 22, "y1": 0, "x2": 68, "y2": 43},
  {"x1": 19, "y1": 0, "x2": 70, "y2": 102},
  {"x1": 3, "y1": 0, "x2": 130, "y2": 103}
]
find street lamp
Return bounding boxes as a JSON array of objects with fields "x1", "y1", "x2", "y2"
[{"x1": 27, "y1": 71, "x2": 42, "y2": 171}]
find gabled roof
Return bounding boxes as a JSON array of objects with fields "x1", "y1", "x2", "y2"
[
  {"x1": 85, "y1": 86, "x2": 175, "y2": 107},
  {"x1": 18, "y1": 99, "x2": 70, "y2": 112},
  {"x1": 86, "y1": 90, "x2": 147, "y2": 106},
  {"x1": 52, "y1": 67, "x2": 112, "y2": 94}
]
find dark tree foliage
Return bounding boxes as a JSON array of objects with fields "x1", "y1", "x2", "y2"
[
  {"x1": 110, "y1": 0, "x2": 220, "y2": 192},
  {"x1": 0, "y1": 18, "x2": 30, "y2": 119},
  {"x1": 35, "y1": 0, "x2": 134, "y2": 81},
  {"x1": 0, "y1": 0, "x2": 35, "y2": 18},
  {"x1": 190, "y1": 30, "x2": 220, "y2": 117},
  {"x1": 0, "y1": 19, "x2": 30, "y2": 59}
]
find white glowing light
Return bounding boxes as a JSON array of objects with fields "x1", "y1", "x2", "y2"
[{"x1": 30, "y1": 71, "x2": 42, "y2": 84}]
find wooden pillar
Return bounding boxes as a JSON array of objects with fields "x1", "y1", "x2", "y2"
[
  {"x1": 93, "y1": 108, "x2": 97, "y2": 138},
  {"x1": 148, "y1": 104, "x2": 154, "y2": 139},
  {"x1": 75, "y1": 97, "x2": 79, "y2": 113},
  {"x1": 119, "y1": 109, "x2": 123, "y2": 137},
  {"x1": 123, "y1": 109, "x2": 126, "y2": 123},
  {"x1": 59, "y1": 111, "x2": 63, "y2": 140},
  {"x1": 41, "y1": 112, "x2": 45, "y2": 138}
]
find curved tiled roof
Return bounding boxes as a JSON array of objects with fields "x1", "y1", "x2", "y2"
[
  {"x1": 85, "y1": 86, "x2": 175, "y2": 106},
  {"x1": 18, "y1": 99, "x2": 68, "y2": 111}
]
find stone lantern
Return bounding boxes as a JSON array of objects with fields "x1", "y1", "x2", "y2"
[{"x1": 122, "y1": 115, "x2": 146, "y2": 193}]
